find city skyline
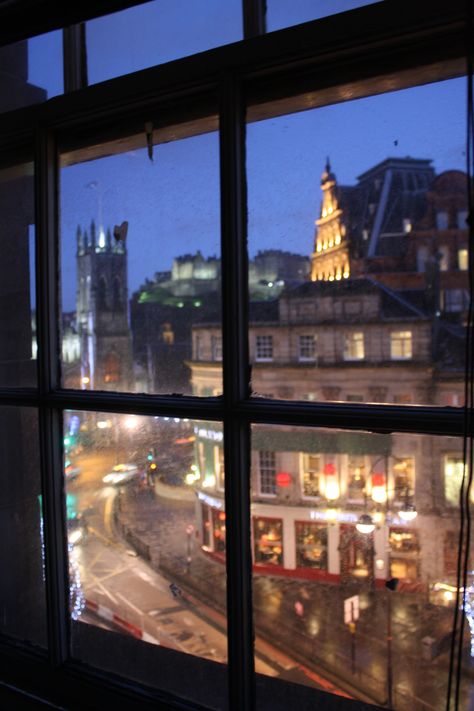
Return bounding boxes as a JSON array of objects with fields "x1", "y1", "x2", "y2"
[{"x1": 60, "y1": 77, "x2": 466, "y2": 311}]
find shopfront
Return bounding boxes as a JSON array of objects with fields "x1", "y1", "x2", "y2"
[
  {"x1": 253, "y1": 517, "x2": 283, "y2": 567},
  {"x1": 295, "y1": 521, "x2": 328, "y2": 570},
  {"x1": 339, "y1": 524, "x2": 374, "y2": 583},
  {"x1": 389, "y1": 527, "x2": 420, "y2": 580}
]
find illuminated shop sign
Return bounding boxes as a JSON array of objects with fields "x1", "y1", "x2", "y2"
[
  {"x1": 194, "y1": 426, "x2": 223, "y2": 442},
  {"x1": 197, "y1": 491, "x2": 224, "y2": 509},
  {"x1": 310, "y1": 510, "x2": 358, "y2": 523}
]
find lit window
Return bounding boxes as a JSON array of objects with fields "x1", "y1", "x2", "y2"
[
  {"x1": 444, "y1": 456, "x2": 473, "y2": 505},
  {"x1": 343, "y1": 332, "x2": 364, "y2": 361},
  {"x1": 298, "y1": 334, "x2": 316, "y2": 361},
  {"x1": 438, "y1": 245, "x2": 450, "y2": 271},
  {"x1": 458, "y1": 248, "x2": 469, "y2": 270},
  {"x1": 390, "y1": 331, "x2": 413, "y2": 360},
  {"x1": 403, "y1": 218, "x2": 412, "y2": 233},
  {"x1": 255, "y1": 335, "x2": 273, "y2": 361},
  {"x1": 258, "y1": 451, "x2": 277, "y2": 495},
  {"x1": 301, "y1": 454, "x2": 322, "y2": 498},
  {"x1": 253, "y1": 517, "x2": 283, "y2": 566}
]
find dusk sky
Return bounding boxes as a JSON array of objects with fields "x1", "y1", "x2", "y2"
[{"x1": 23, "y1": 3, "x2": 466, "y2": 311}]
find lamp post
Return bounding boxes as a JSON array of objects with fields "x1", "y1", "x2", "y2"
[{"x1": 385, "y1": 577, "x2": 399, "y2": 708}]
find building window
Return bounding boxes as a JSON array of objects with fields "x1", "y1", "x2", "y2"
[
  {"x1": 392, "y1": 457, "x2": 415, "y2": 500},
  {"x1": 444, "y1": 456, "x2": 472, "y2": 505},
  {"x1": 214, "y1": 445, "x2": 225, "y2": 490},
  {"x1": 436, "y1": 211, "x2": 449, "y2": 229},
  {"x1": 301, "y1": 454, "x2": 322, "y2": 497},
  {"x1": 438, "y1": 245, "x2": 450, "y2": 271},
  {"x1": 457, "y1": 210, "x2": 468, "y2": 229},
  {"x1": 389, "y1": 528, "x2": 420, "y2": 580},
  {"x1": 195, "y1": 335, "x2": 202, "y2": 360},
  {"x1": 255, "y1": 335, "x2": 273, "y2": 362},
  {"x1": 443, "y1": 288, "x2": 469, "y2": 312},
  {"x1": 390, "y1": 331, "x2": 413, "y2": 360},
  {"x1": 346, "y1": 455, "x2": 366, "y2": 500},
  {"x1": 211, "y1": 335, "x2": 222, "y2": 361},
  {"x1": 458, "y1": 248, "x2": 469, "y2": 271},
  {"x1": 343, "y1": 332, "x2": 364, "y2": 361},
  {"x1": 161, "y1": 322, "x2": 174, "y2": 345},
  {"x1": 295, "y1": 522, "x2": 327, "y2": 570},
  {"x1": 253, "y1": 517, "x2": 283, "y2": 566},
  {"x1": 258, "y1": 450, "x2": 277, "y2": 495},
  {"x1": 298, "y1": 334, "x2": 316, "y2": 361}
]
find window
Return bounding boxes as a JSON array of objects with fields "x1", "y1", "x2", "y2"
[
  {"x1": 445, "y1": 456, "x2": 473, "y2": 506},
  {"x1": 211, "y1": 334, "x2": 222, "y2": 361},
  {"x1": 298, "y1": 334, "x2": 316, "y2": 361},
  {"x1": 390, "y1": 331, "x2": 413, "y2": 360},
  {"x1": 443, "y1": 288, "x2": 469, "y2": 312},
  {"x1": 301, "y1": 454, "x2": 322, "y2": 497},
  {"x1": 343, "y1": 332, "x2": 364, "y2": 361},
  {"x1": 438, "y1": 245, "x2": 450, "y2": 271},
  {"x1": 0, "y1": 2, "x2": 470, "y2": 710},
  {"x1": 458, "y1": 210, "x2": 468, "y2": 229},
  {"x1": 458, "y1": 248, "x2": 469, "y2": 270},
  {"x1": 258, "y1": 451, "x2": 277, "y2": 496},
  {"x1": 436, "y1": 211, "x2": 449, "y2": 229},
  {"x1": 255, "y1": 335, "x2": 273, "y2": 361},
  {"x1": 295, "y1": 522, "x2": 328, "y2": 570}
]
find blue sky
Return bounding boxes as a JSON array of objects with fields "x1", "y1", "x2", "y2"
[{"x1": 24, "y1": 3, "x2": 466, "y2": 311}]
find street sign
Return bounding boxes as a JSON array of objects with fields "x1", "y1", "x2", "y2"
[{"x1": 344, "y1": 595, "x2": 360, "y2": 624}]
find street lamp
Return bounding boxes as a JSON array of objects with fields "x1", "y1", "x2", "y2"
[{"x1": 356, "y1": 513, "x2": 376, "y2": 534}]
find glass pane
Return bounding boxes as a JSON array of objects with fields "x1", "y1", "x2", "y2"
[
  {"x1": 266, "y1": 0, "x2": 383, "y2": 32},
  {"x1": 66, "y1": 412, "x2": 227, "y2": 708},
  {"x1": 86, "y1": 0, "x2": 242, "y2": 86},
  {"x1": 0, "y1": 31, "x2": 62, "y2": 113},
  {"x1": 246, "y1": 78, "x2": 467, "y2": 406},
  {"x1": 0, "y1": 156, "x2": 37, "y2": 387},
  {"x1": 0, "y1": 407, "x2": 46, "y2": 646},
  {"x1": 251, "y1": 424, "x2": 469, "y2": 709},
  {"x1": 60, "y1": 115, "x2": 222, "y2": 395}
]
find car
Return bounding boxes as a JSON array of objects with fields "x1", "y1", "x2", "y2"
[
  {"x1": 102, "y1": 463, "x2": 140, "y2": 486},
  {"x1": 64, "y1": 459, "x2": 81, "y2": 481}
]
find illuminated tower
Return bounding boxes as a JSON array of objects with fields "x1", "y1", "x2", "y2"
[
  {"x1": 310, "y1": 159, "x2": 350, "y2": 282},
  {"x1": 76, "y1": 220, "x2": 132, "y2": 391}
]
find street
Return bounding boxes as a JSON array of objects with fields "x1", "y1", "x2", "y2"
[{"x1": 68, "y1": 449, "x2": 350, "y2": 701}]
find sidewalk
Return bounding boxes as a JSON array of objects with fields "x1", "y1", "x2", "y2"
[{"x1": 115, "y1": 482, "x2": 470, "y2": 711}]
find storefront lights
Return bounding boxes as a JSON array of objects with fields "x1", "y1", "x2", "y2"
[
  {"x1": 356, "y1": 513, "x2": 375, "y2": 534},
  {"x1": 398, "y1": 503, "x2": 418, "y2": 521}
]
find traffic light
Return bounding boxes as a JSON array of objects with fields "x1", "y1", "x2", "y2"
[{"x1": 147, "y1": 449, "x2": 155, "y2": 462}]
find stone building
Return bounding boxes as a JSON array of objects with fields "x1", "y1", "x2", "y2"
[
  {"x1": 74, "y1": 221, "x2": 133, "y2": 392},
  {"x1": 187, "y1": 158, "x2": 468, "y2": 595}
]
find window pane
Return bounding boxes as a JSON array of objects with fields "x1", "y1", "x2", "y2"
[
  {"x1": 0, "y1": 31, "x2": 62, "y2": 113},
  {"x1": 250, "y1": 424, "x2": 469, "y2": 708},
  {"x1": 266, "y1": 0, "x2": 383, "y2": 33},
  {"x1": 0, "y1": 407, "x2": 46, "y2": 646},
  {"x1": 86, "y1": 0, "x2": 242, "y2": 86},
  {"x1": 60, "y1": 114, "x2": 222, "y2": 395},
  {"x1": 247, "y1": 78, "x2": 468, "y2": 406},
  {"x1": 66, "y1": 412, "x2": 227, "y2": 708},
  {"x1": 0, "y1": 156, "x2": 37, "y2": 387}
]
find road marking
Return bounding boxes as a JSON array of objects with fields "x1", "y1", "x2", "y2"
[
  {"x1": 136, "y1": 570, "x2": 153, "y2": 583},
  {"x1": 97, "y1": 581, "x2": 118, "y2": 606},
  {"x1": 116, "y1": 591, "x2": 144, "y2": 618}
]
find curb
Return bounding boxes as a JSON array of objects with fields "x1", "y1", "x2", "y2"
[{"x1": 85, "y1": 598, "x2": 157, "y2": 644}]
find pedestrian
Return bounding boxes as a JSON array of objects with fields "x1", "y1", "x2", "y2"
[{"x1": 169, "y1": 582, "x2": 182, "y2": 599}]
